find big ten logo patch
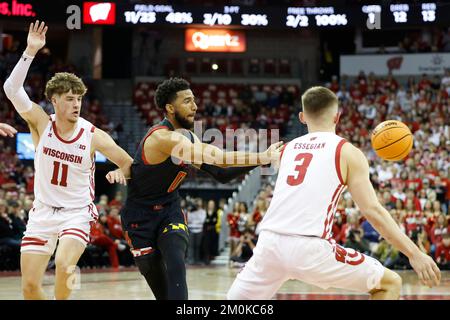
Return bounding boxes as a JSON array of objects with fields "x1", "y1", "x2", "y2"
[{"x1": 75, "y1": 143, "x2": 86, "y2": 150}]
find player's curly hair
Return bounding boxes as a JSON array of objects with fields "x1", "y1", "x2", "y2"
[
  {"x1": 154, "y1": 77, "x2": 190, "y2": 110},
  {"x1": 45, "y1": 72, "x2": 87, "y2": 101}
]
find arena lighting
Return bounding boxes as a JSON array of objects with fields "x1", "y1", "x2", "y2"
[
  {"x1": 211, "y1": 63, "x2": 219, "y2": 70},
  {"x1": 185, "y1": 29, "x2": 246, "y2": 52}
]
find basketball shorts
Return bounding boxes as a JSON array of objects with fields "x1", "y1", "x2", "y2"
[
  {"x1": 21, "y1": 199, "x2": 98, "y2": 255},
  {"x1": 227, "y1": 230, "x2": 385, "y2": 300},
  {"x1": 120, "y1": 198, "x2": 188, "y2": 258}
]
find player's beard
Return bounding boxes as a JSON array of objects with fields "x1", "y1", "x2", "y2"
[{"x1": 174, "y1": 110, "x2": 194, "y2": 130}]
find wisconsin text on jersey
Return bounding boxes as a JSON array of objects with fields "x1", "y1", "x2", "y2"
[{"x1": 42, "y1": 147, "x2": 83, "y2": 164}]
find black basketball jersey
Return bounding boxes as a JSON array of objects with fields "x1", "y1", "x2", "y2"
[{"x1": 126, "y1": 118, "x2": 192, "y2": 206}]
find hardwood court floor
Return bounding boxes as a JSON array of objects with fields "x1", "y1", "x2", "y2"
[{"x1": 0, "y1": 267, "x2": 448, "y2": 300}]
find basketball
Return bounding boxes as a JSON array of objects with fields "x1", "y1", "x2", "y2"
[{"x1": 371, "y1": 120, "x2": 413, "y2": 162}]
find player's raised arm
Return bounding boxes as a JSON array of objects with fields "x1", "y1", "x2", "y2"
[
  {"x1": 342, "y1": 143, "x2": 441, "y2": 288},
  {"x1": 0, "y1": 123, "x2": 18, "y2": 137},
  {"x1": 92, "y1": 128, "x2": 133, "y2": 185},
  {"x1": 150, "y1": 129, "x2": 283, "y2": 168},
  {"x1": 3, "y1": 21, "x2": 50, "y2": 135}
]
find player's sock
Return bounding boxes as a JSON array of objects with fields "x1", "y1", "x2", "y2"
[
  {"x1": 134, "y1": 251, "x2": 168, "y2": 300},
  {"x1": 158, "y1": 232, "x2": 189, "y2": 300}
]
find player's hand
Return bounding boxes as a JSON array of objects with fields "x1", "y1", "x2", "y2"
[
  {"x1": 262, "y1": 141, "x2": 284, "y2": 164},
  {"x1": 409, "y1": 251, "x2": 441, "y2": 288},
  {"x1": 0, "y1": 123, "x2": 17, "y2": 137},
  {"x1": 25, "y1": 20, "x2": 48, "y2": 56},
  {"x1": 106, "y1": 169, "x2": 127, "y2": 185}
]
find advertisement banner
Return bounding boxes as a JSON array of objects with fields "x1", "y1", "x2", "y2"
[
  {"x1": 340, "y1": 53, "x2": 450, "y2": 76},
  {"x1": 185, "y1": 29, "x2": 246, "y2": 52}
]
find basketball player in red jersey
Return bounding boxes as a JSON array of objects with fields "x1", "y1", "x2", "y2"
[
  {"x1": 3, "y1": 21, "x2": 132, "y2": 300},
  {"x1": 228, "y1": 86, "x2": 440, "y2": 300}
]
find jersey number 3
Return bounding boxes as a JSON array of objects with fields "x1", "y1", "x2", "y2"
[
  {"x1": 286, "y1": 153, "x2": 313, "y2": 186},
  {"x1": 51, "y1": 161, "x2": 68, "y2": 187}
]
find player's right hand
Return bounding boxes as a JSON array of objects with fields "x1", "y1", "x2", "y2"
[
  {"x1": 106, "y1": 169, "x2": 127, "y2": 186},
  {"x1": 26, "y1": 20, "x2": 48, "y2": 55},
  {"x1": 0, "y1": 123, "x2": 17, "y2": 137},
  {"x1": 409, "y1": 251, "x2": 441, "y2": 288}
]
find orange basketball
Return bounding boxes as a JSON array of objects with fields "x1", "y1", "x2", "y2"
[{"x1": 371, "y1": 120, "x2": 413, "y2": 161}]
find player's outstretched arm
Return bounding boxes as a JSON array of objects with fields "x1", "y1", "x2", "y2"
[
  {"x1": 3, "y1": 20, "x2": 50, "y2": 136},
  {"x1": 343, "y1": 143, "x2": 441, "y2": 288},
  {"x1": 93, "y1": 128, "x2": 133, "y2": 185},
  {"x1": 0, "y1": 123, "x2": 18, "y2": 137},
  {"x1": 150, "y1": 129, "x2": 283, "y2": 168}
]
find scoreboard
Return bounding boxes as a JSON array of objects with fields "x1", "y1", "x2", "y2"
[
  {"x1": 116, "y1": 2, "x2": 450, "y2": 29},
  {"x1": 1, "y1": 1, "x2": 449, "y2": 29}
]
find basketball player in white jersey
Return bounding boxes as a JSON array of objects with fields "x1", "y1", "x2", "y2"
[
  {"x1": 227, "y1": 86, "x2": 441, "y2": 300},
  {"x1": 0, "y1": 123, "x2": 17, "y2": 137},
  {"x1": 3, "y1": 21, "x2": 132, "y2": 300}
]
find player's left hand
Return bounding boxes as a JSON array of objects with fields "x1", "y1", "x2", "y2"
[
  {"x1": 263, "y1": 141, "x2": 284, "y2": 164},
  {"x1": 106, "y1": 169, "x2": 127, "y2": 185},
  {"x1": 0, "y1": 123, "x2": 17, "y2": 137}
]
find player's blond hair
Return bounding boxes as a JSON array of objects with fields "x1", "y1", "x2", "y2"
[
  {"x1": 45, "y1": 72, "x2": 87, "y2": 100},
  {"x1": 301, "y1": 86, "x2": 338, "y2": 117}
]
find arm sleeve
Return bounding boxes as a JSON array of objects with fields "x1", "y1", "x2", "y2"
[
  {"x1": 3, "y1": 52, "x2": 34, "y2": 113},
  {"x1": 199, "y1": 163, "x2": 258, "y2": 184}
]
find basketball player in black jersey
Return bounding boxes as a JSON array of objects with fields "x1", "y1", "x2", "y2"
[{"x1": 107, "y1": 78, "x2": 282, "y2": 300}]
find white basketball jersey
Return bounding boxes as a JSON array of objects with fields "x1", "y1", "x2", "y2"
[
  {"x1": 34, "y1": 115, "x2": 96, "y2": 208},
  {"x1": 259, "y1": 132, "x2": 347, "y2": 239}
]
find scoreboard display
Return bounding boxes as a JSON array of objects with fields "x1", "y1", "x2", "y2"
[
  {"x1": 1, "y1": 1, "x2": 449, "y2": 29},
  {"x1": 116, "y1": 2, "x2": 450, "y2": 29}
]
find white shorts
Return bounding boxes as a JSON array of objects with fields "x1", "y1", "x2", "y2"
[
  {"x1": 21, "y1": 200, "x2": 98, "y2": 255},
  {"x1": 227, "y1": 230, "x2": 385, "y2": 300}
]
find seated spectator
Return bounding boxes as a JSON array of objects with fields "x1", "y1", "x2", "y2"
[
  {"x1": 0, "y1": 200, "x2": 21, "y2": 269},
  {"x1": 430, "y1": 214, "x2": 448, "y2": 246},
  {"x1": 90, "y1": 213, "x2": 123, "y2": 269},
  {"x1": 435, "y1": 233, "x2": 450, "y2": 270},
  {"x1": 361, "y1": 218, "x2": 380, "y2": 254},
  {"x1": 375, "y1": 239, "x2": 399, "y2": 267},
  {"x1": 414, "y1": 227, "x2": 431, "y2": 255},
  {"x1": 344, "y1": 229, "x2": 371, "y2": 256},
  {"x1": 108, "y1": 191, "x2": 124, "y2": 208}
]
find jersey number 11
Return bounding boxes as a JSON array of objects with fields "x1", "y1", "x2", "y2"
[{"x1": 51, "y1": 161, "x2": 69, "y2": 187}]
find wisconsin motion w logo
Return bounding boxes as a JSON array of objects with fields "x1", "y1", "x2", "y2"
[{"x1": 83, "y1": 2, "x2": 116, "y2": 25}]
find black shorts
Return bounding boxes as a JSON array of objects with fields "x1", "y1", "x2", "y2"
[{"x1": 120, "y1": 198, "x2": 189, "y2": 255}]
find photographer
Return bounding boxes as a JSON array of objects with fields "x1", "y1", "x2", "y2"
[{"x1": 230, "y1": 228, "x2": 257, "y2": 267}]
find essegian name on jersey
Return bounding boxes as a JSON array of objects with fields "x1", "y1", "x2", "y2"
[
  {"x1": 42, "y1": 146, "x2": 83, "y2": 164},
  {"x1": 293, "y1": 142, "x2": 326, "y2": 150}
]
